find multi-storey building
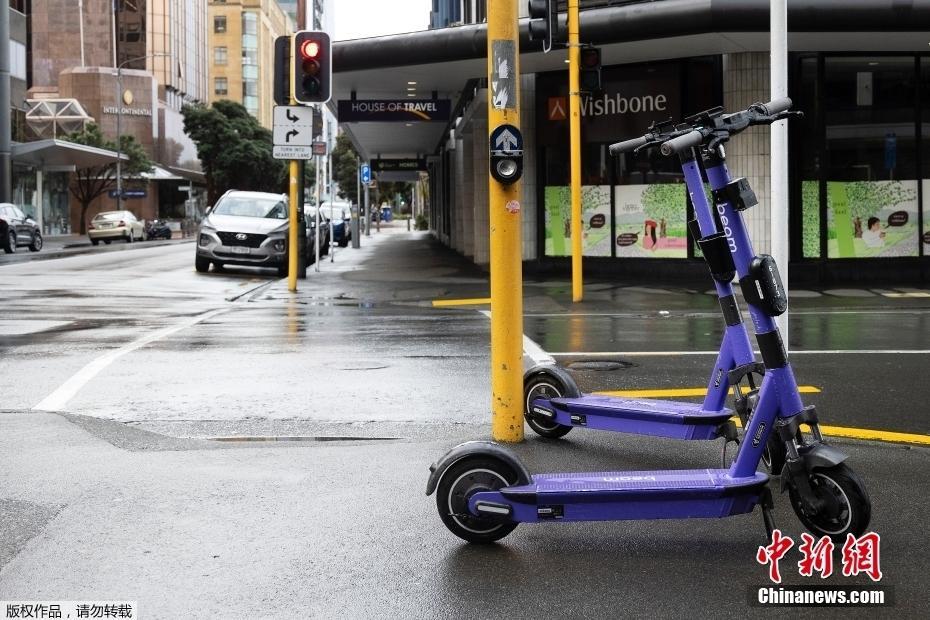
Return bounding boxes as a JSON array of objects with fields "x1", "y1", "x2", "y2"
[
  {"x1": 20, "y1": 0, "x2": 209, "y2": 235},
  {"x1": 208, "y1": 0, "x2": 294, "y2": 129}
]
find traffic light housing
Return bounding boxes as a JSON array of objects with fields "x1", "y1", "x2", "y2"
[
  {"x1": 273, "y1": 36, "x2": 290, "y2": 105},
  {"x1": 293, "y1": 30, "x2": 331, "y2": 104},
  {"x1": 580, "y1": 46, "x2": 602, "y2": 93},
  {"x1": 528, "y1": 0, "x2": 557, "y2": 53}
]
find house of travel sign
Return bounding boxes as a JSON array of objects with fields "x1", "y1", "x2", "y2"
[{"x1": 337, "y1": 99, "x2": 451, "y2": 122}]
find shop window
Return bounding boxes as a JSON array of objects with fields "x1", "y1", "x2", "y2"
[
  {"x1": 214, "y1": 16, "x2": 227, "y2": 33},
  {"x1": 822, "y1": 57, "x2": 918, "y2": 259},
  {"x1": 214, "y1": 78, "x2": 228, "y2": 96},
  {"x1": 796, "y1": 56, "x2": 822, "y2": 258},
  {"x1": 214, "y1": 47, "x2": 227, "y2": 65}
]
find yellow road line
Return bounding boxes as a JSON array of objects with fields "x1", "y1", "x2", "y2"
[
  {"x1": 728, "y1": 417, "x2": 930, "y2": 447},
  {"x1": 431, "y1": 297, "x2": 491, "y2": 307},
  {"x1": 595, "y1": 386, "x2": 822, "y2": 398}
]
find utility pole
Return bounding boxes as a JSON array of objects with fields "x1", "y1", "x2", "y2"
[
  {"x1": 487, "y1": 0, "x2": 524, "y2": 442},
  {"x1": 568, "y1": 0, "x2": 583, "y2": 302},
  {"x1": 0, "y1": 2, "x2": 10, "y2": 203},
  {"x1": 771, "y1": 0, "x2": 789, "y2": 345}
]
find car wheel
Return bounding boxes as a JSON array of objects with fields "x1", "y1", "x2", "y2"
[
  {"x1": 127, "y1": 230, "x2": 134, "y2": 243},
  {"x1": 338, "y1": 238, "x2": 349, "y2": 247},
  {"x1": 194, "y1": 255, "x2": 210, "y2": 272},
  {"x1": 28, "y1": 232, "x2": 43, "y2": 252},
  {"x1": 104, "y1": 239, "x2": 111, "y2": 245},
  {"x1": 4, "y1": 230, "x2": 15, "y2": 254},
  {"x1": 91, "y1": 239, "x2": 99, "y2": 246}
]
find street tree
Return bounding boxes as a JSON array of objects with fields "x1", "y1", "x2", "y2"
[
  {"x1": 67, "y1": 123, "x2": 153, "y2": 234},
  {"x1": 182, "y1": 100, "x2": 286, "y2": 205},
  {"x1": 331, "y1": 133, "x2": 359, "y2": 204}
]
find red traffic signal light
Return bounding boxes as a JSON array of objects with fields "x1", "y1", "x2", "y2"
[
  {"x1": 579, "y1": 47, "x2": 602, "y2": 93},
  {"x1": 293, "y1": 31, "x2": 331, "y2": 104}
]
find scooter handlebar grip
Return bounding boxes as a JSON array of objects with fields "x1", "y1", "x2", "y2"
[
  {"x1": 660, "y1": 130, "x2": 703, "y2": 156},
  {"x1": 608, "y1": 135, "x2": 649, "y2": 156},
  {"x1": 760, "y1": 97, "x2": 792, "y2": 116}
]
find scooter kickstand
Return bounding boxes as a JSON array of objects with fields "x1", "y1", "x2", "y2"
[{"x1": 760, "y1": 486, "x2": 776, "y2": 539}]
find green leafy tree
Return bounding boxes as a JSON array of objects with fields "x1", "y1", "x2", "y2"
[
  {"x1": 182, "y1": 101, "x2": 286, "y2": 204},
  {"x1": 67, "y1": 123, "x2": 153, "y2": 234},
  {"x1": 331, "y1": 133, "x2": 359, "y2": 204}
]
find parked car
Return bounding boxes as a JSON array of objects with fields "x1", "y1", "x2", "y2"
[
  {"x1": 87, "y1": 210, "x2": 145, "y2": 245},
  {"x1": 0, "y1": 203, "x2": 42, "y2": 253},
  {"x1": 320, "y1": 201, "x2": 353, "y2": 247},
  {"x1": 144, "y1": 219, "x2": 172, "y2": 240},
  {"x1": 305, "y1": 208, "x2": 330, "y2": 263},
  {"x1": 195, "y1": 190, "x2": 290, "y2": 276}
]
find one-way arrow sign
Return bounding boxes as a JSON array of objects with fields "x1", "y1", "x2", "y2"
[
  {"x1": 286, "y1": 129, "x2": 300, "y2": 143},
  {"x1": 489, "y1": 123, "x2": 523, "y2": 155}
]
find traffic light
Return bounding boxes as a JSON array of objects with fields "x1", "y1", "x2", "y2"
[
  {"x1": 528, "y1": 0, "x2": 557, "y2": 53},
  {"x1": 293, "y1": 30, "x2": 331, "y2": 104},
  {"x1": 580, "y1": 46, "x2": 602, "y2": 93}
]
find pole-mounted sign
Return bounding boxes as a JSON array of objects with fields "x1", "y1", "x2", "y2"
[{"x1": 360, "y1": 163, "x2": 371, "y2": 184}]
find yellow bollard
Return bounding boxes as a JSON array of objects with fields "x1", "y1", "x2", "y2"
[
  {"x1": 487, "y1": 0, "x2": 524, "y2": 442},
  {"x1": 568, "y1": 0, "x2": 583, "y2": 303}
]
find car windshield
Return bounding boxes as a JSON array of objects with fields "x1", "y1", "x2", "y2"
[
  {"x1": 214, "y1": 196, "x2": 287, "y2": 219},
  {"x1": 94, "y1": 212, "x2": 129, "y2": 221}
]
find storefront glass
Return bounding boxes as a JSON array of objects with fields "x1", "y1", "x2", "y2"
[
  {"x1": 11, "y1": 167, "x2": 72, "y2": 235},
  {"x1": 922, "y1": 58, "x2": 930, "y2": 252},
  {"x1": 537, "y1": 57, "x2": 720, "y2": 260},
  {"x1": 820, "y1": 57, "x2": 919, "y2": 259}
]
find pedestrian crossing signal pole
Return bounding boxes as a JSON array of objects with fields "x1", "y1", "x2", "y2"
[{"x1": 488, "y1": 0, "x2": 524, "y2": 442}]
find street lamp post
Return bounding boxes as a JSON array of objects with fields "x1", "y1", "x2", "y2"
[{"x1": 115, "y1": 53, "x2": 170, "y2": 211}]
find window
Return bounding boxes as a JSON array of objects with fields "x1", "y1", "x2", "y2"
[
  {"x1": 242, "y1": 12, "x2": 258, "y2": 36},
  {"x1": 214, "y1": 46, "x2": 227, "y2": 65},
  {"x1": 8, "y1": 41, "x2": 26, "y2": 81},
  {"x1": 214, "y1": 16, "x2": 227, "y2": 33},
  {"x1": 214, "y1": 77, "x2": 228, "y2": 96}
]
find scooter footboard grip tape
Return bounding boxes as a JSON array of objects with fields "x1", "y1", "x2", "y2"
[
  {"x1": 660, "y1": 130, "x2": 703, "y2": 156},
  {"x1": 609, "y1": 135, "x2": 648, "y2": 156}
]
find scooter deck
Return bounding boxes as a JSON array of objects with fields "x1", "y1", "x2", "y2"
[
  {"x1": 474, "y1": 469, "x2": 769, "y2": 523},
  {"x1": 534, "y1": 395, "x2": 733, "y2": 439}
]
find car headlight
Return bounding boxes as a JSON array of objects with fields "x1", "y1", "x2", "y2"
[
  {"x1": 273, "y1": 239, "x2": 286, "y2": 252},
  {"x1": 198, "y1": 234, "x2": 211, "y2": 247}
]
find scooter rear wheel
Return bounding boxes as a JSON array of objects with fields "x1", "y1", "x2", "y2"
[
  {"x1": 524, "y1": 373, "x2": 574, "y2": 439},
  {"x1": 789, "y1": 463, "x2": 871, "y2": 544},
  {"x1": 436, "y1": 456, "x2": 521, "y2": 544}
]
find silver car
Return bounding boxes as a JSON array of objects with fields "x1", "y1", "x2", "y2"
[{"x1": 195, "y1": 190, "x2": 290, "y2": 275}]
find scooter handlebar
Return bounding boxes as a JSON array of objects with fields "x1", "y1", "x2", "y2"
[
  {"x1": 660, "y1": 130, "x2": 704, "y2": 156},
  {"x1": 608, "y1": 135, "x2": 650, "y2": 156},
  {"x1": 758, "y1": 97, "x2": 792, "y2": 116}
]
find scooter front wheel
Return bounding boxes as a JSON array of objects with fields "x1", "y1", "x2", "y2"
[
  {"x1": 789, "y1": 463, "x2": 871, "y2": 544},
  {"x1": 436, "y1": 456, "x2": 520, "y2": 544},
  {"x1": 524, "y1": 372, "x2": 575, "y2": 439}
]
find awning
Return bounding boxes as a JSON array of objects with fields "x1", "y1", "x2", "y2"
[{"x1": 12, "y1": 139, "x2": 127, "y2": 169}]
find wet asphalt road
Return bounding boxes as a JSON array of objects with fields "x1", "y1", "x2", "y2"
[{"x1": 2, "y1": 230, "x2": 930, "y2": 616}]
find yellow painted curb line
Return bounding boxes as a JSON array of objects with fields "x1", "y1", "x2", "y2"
[
  {"x1": 595, "y1": 386, "x2": 822, "y2": 398},
  {"x1": 593, "y1": 386, "x2": 930, "y2": 446},
  {"x1": 431, "y1": 297, "x2": 491, "y2": 307}
]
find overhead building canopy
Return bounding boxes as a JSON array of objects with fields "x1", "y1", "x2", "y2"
[
  {"x1": 332, "y1": 0, "x2": 930, "y2": 161},
  {"x1": 12, "y1": 139, "x2": 127, "y2": 170}
]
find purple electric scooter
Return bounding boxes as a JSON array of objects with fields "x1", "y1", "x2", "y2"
[
  {"x1": 428, "y1": 99, "x2": 871, "y2": 544},
  {"x1": 522, "y1": 112, "x2": 785, "y2": 473}
]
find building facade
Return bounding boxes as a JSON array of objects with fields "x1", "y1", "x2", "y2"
[
  {"x1": 20, "y1": 0, "x2": 208, "y2": 235},
  {"x1": 335, "y1": 0, "x2": 930, "y2": 284},
  {"x1": 208, "y1": 0, "x2": 294, "y2": 129}
]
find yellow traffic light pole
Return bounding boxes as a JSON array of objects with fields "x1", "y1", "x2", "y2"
[
  {"x1": 487, "y1": 0, "x2": 523, "y2": 443},
  {"x1": 287, "y1": 35, "x2": 300, "y2": 293},
  {"x1": 568, "y1": 0, "x2": 583, "y2": 302}
]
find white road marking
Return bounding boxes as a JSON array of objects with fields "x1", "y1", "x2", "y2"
[
  {"x1": 479, "y1": 309, "x2": 554, "y2": 367},
  {"x1": 33, "y1": 308, "x2": 228, "y2": 412}
]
